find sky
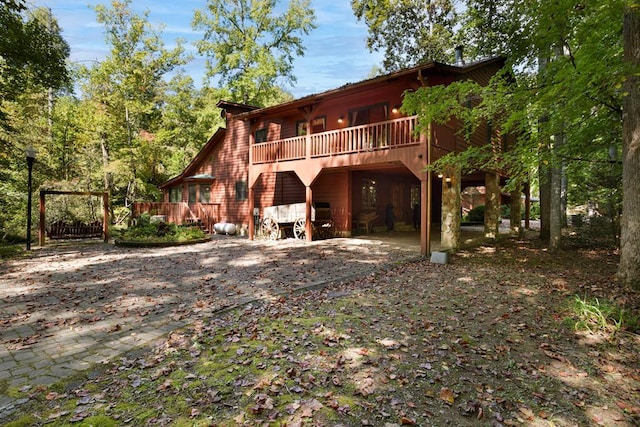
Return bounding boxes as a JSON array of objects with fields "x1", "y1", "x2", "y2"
[{"x1": 29, "y1": 0, "x2": 385, "y2": 99}]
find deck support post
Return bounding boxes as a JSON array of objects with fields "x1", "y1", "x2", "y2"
[
  {"x1": 305, "y1": 186, "x2": 313, "y2": 242},
  {"x1": 421, "y1": 122, "x2": 432, "y2": 257},
  {"x1": 248, "y1": 186, "x2": 255, "y2": 240}
]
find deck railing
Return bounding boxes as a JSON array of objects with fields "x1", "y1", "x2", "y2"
[{"x1": 252, "y1": 115, "x2": 419, "y2": 164}]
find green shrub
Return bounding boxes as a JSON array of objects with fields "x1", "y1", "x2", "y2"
[
  {"x1": 466, "y1": 205, "x2": 485, "y2": 223},
  {"x1": 501, "y1": 204, "x2": 510, "y2": 219},
  {"x1": 528, "y1": 203, "x2": 540, "y2": 220},
  {"x1": 120, "y1": 219, "x2": 206, "y2": 243}
]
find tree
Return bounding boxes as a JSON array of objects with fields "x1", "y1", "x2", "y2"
[
  {"x1": 618, "y1": 3, "x2": 640, "y2": 289},
  {"x1": 193, "y1": 0, "x2": 316, "y2": 106},
  {"x1": 352, "y1": 0, "x2": 458, "y2": 71},
  {"x1": 400, "y1": 0, "x2": 627, "y2": 254},
  {"x1": 156, "y1": 73, "x2": 228, "y2": 178},
  {"x1": 78, "y1": 0, "x2": 187, "y2": 211},
  {"x1": 0, "y1": 1, "x2": 70, "y2": 129},
  {"x1": 0, "y1": 1, "x2": 70, "y2": 240}
]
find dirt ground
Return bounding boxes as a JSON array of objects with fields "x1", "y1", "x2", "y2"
[{"x1": 2, "y1": 231, "x2": 640, "y2": 426}]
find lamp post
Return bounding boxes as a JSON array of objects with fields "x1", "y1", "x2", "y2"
[{"x1": 25, "y1": 145, "x2": 36, "y2": 250}]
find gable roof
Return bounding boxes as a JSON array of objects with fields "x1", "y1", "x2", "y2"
[
  {"x1": 159, "y1": 127, "x2": 226, "y2": 189},
  {"x1": 239, "y1": 56, "x2": 506, "y2": 119}
]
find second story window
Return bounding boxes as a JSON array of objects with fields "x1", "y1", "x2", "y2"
[
  {"x1": 311, "y1": 116, "x2": 326, "y2": 133},
  {"x1": 361, "y1": 179, "x2": 377, "y2": 209},
  {"x1": 296, "y1": 120, "x2": 307, "y2": 136},
  {"x1": 255, "y1": 128, "x2": 267, "y2": 143}
]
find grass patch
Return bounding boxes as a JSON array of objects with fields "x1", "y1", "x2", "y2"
[
  {"x1": 0, "y1": 244, "x2": 25, "y2": 260},
  {"x1": 569, "y1": 295, "x2": 638, "y2": 335}
]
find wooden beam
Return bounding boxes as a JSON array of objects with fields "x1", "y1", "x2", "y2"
[
  {"x1": 103, "y1": 192, "x2": 109, "y2": 242},
  {"x1": 39, "y1": 191, "x2": 45, "y2": 246}
]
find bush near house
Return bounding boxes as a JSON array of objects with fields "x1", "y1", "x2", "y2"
[
  {"x1": 117, "y1": 213, "x2": 206, "y2": 243},
  {"x1": 465, "y1": 204, "x2": 485, "y2": 223}
]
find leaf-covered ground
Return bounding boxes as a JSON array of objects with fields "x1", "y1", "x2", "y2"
[{"x1": 5, "y1": 234, "x2": 640, "y2": 426}]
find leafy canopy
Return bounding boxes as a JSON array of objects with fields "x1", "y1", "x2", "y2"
[
  {"x1": 193, "y1": 0, "x2": 316, "y2": 106},
  {"x1": 352, "y1": 0, "x2": 458, "y2": 71},
  {"x1": 0, "y1": 0, "x2": 70, "y2": 128}
]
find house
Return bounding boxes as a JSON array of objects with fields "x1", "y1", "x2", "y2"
[{"x1": 141, "y1": 52, "x2": 511, "y2": 255}]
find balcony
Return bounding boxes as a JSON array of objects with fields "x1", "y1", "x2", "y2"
[{"x1": 251, "y1": 115, "x2": 420, "y2": 164}]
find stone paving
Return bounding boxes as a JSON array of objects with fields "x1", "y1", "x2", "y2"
[{"x1": 0, "y1": 232, "x2": 429, "y2": 419}]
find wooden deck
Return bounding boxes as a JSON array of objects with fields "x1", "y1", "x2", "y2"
[{"x1": 251, "y1": 115, "x2": 419, "y2": 164}]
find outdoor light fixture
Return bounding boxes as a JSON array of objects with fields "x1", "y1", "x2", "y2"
[
  {"x1": 25, "y1": 145, "x2": 36, "y2": 250},
  {"x1": 437, "y1": 173, "x2": 444, "y2": 179},
  {"x1": 445, "y1": 176, "x2": 452, "y2": 187},
  {"x1": 391, "y1": 105, "x2": 400, "y2": 114},
  {"x1": 337, "y1": 115, "x2": 344, "y2": 124}
]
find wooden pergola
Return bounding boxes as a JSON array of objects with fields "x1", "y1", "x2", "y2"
[{"x1": 38, "y1": 190, "x2": 109, "y2": 246}]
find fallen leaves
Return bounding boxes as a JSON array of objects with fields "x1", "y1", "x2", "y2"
[
  {"x1": 438, "y1": 387, "x2": 456, "y2": 405},
  {"x1": 2, "y1": 237, "x2": 638, "y2": 426}
]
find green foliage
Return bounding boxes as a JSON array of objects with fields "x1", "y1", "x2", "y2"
[
  {"x1": 0, "y1": 2, "x2": 70, "y2": 128},
  {"x1": 78, "y1": 0, "x2": 188, "y2": 206},
  {"x1": 193, "y1": 0, "x2": 316, "y2": 106},
  {"x1": 352, "y1": 0, "x2": 459, "y2": 71},
  {"x1": 119, "y1": 215, "x2": 206, "y2": 243},
  {"x1": 0, "y1": 2, "x2": 71, "y2": 240},
  {"x1": 529, "y1": 202, "x2": 540, "y2": 220},
  {"x1": 569, "y1": 295, "x2": 638, "y2": 335},
  {"x1": 0, "y1": 244, "x2": 24, "y2": 259},
  {"x1": 500, "y1": 204, "x2": 509, "y2": 219},
  {"x1": 399, "y1": 0, "x2": 630, "y2": 256},
  {"x1": 157, "y1": 78, "x2": 227, "y2": 178},
  {"x1": 2, "y1": 414, "x2": 38, "y2": 427},
  {"x1": 465, "y1": 204, "x2": 484, "y2": 223}
]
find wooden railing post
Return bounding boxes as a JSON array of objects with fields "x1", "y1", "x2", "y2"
[
  {"x1": 103, "y1": 192, "x2": 109, "y2": 242},
  {"x1": 305, "y1": 121, "x2": 311, "y2": 160}
]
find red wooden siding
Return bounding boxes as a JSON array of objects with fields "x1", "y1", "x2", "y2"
[
  {"x1": 252, "y1": 172, "x2": 306, "y2": 213},
  {"x1": 311, "y1": 170, "x2": 350, "y2": 234}
]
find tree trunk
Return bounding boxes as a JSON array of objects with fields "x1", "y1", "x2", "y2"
[
  {"x1": 100, "y1": 134, "x2": 115, "y2": 222},
  {"x1": 618, "y1": 7, "x2": 640, "y2": 290},
  {"x1": 100, "y1": 134, "x2": 111, "y2": 192},
  {"x1": 509, "y1": 182, "x2": 522, "y2": 238},
  {"x1": 441, "y1": 166, "x2": 461, "y2": 249},
  {"x1": 561, "y1": 165, "x2": 568, "y2": 227},
  {"x1": 524, "y1": 181, "x2": 531, "y2": 230},
  {"x1": 539, "y1": 159, "x2": 551, "y2": 240},
  {"x1": 550, "y1": 133, "x2": 564, "y2": 251},
  {"x1": 484, "y1": 172, "x2": 500, "y2": 239},
  {"x1": 538, "y1": 53, "x2": 550, "y2": 240}
]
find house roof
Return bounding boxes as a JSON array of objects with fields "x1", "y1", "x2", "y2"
[
  {"x1": 238, "y1": 56, "x2": 506, "y2": 119},
  {"x1": 159, "y1": 56, "x2": 506, "y2": 191},
  {"x1": 159, "y1": 127, "x2": 226, "y2": 189}
]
